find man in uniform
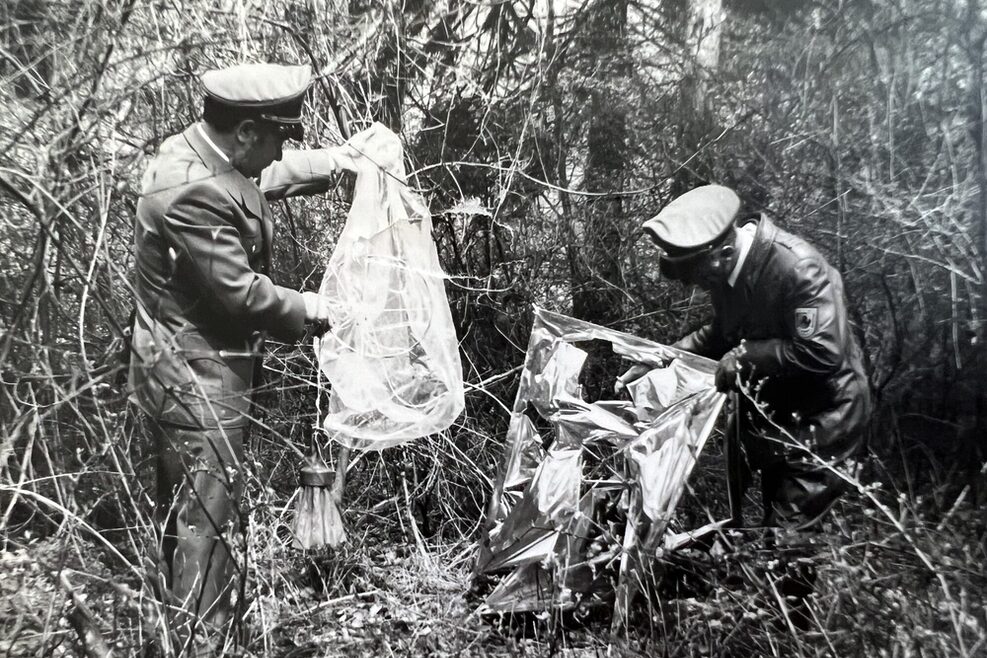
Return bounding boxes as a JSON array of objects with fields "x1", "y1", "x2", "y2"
[
  {"x1": 128, "y1": 62, "x2": 359, "y2": 652},
  {"x1": 618, "y1": 184, "x2": 871, "y2": 530}
]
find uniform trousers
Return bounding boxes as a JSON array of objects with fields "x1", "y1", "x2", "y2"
[
  {"x1": 728, "y1": 399, "x2": 857, "y2": 530},
  {"x1": 149, "y1": 418, "x2": 247, "y2": 653}
]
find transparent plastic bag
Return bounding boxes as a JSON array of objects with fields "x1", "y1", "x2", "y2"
[{"x1": 316, "y1": 124, "x2": 464, "y2": 450}]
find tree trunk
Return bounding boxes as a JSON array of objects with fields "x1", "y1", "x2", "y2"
[
  {"x1": 968, "y1": 7, "x2": 987, "y2": 342},
  {"x1": 964, "y1": 0, "x2": 987, "y2": 443},
  {"x1": 672, "y1": 0, "x2": 724, "y2": 194},
  {"x1": 685, "y1": 0, "x2": 724, "y2": 116},
  {"x1": 571, "y1": 0, "x2": 629, "y2": 326}
]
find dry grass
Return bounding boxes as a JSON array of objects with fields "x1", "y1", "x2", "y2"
[{"x1": 1, "y1": 399, "x2": 984, "y2": 657}]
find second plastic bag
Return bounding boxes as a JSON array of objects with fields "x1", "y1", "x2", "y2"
[{"x1": 316, "y1": 124, "x2": 464, "y2": 450}]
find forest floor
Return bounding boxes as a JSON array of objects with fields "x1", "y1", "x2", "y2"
[{"x1": 1, "y1": 433, "x2": 985, "y2": 657}]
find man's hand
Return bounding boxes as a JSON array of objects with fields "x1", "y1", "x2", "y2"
[
  {"x1": 302, "y1": 292, "x2": 333, "y2": 336},
  {"x1": 326, "y1": 145, "x2": 360, "y2": 174},
  {"x1": 614, "y1": 363, "x2": 651, "y2": 395},
  {"x1": 715, "y1": 346, "x2": 747, "y2": 392},
  {"x1": 671, "y1": 337, "x2": 693, "y2": 353},
  {"x1": 341, "y1": 123, "x2": 404, "y2": 174}
]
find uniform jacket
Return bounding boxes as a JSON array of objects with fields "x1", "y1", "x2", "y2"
[
  {"x1": 676, "y1": 216, "x2": 871, "y2": 458},
  {"x1": 129, "y1": 123, "x2": 341, "y2": 428}
]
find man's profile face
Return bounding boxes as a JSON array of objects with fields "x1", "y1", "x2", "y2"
[
  {"x1": 235, "y1": 121, "x2": 286, "y2": 177},
  {"x1": 664, "y1": 242, "x2": 735, "y2": 291}
]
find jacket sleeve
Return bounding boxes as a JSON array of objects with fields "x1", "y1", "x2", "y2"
[
  {"x1": 164, "y1": 182, "x2": 307, "y2": 341},
  {"x1": 260, "y1": 147, "x2": 355, "y2": 201},
  {"x1": 673, "y1": 322, "x2": 729, "y2": 359},
  {"x1": 740, "y1": 257, "x2": 843, "y2": 379}
]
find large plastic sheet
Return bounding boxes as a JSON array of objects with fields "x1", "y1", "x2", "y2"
[
  {"x1": 316, "y1": 124, "x2": 464, "y2": 450},
  {"x1": 475, "y1": 307, "x2": 726, "y2": 626}
]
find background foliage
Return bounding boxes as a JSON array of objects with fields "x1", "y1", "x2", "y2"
[{"x1": 1, "y1": 0, "x2": 985, "y2": 655}]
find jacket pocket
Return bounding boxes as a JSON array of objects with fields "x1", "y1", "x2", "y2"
[
  {"x1": 129, "y1": 321, "x2": 257, "y2": 428},
  {"x1": 178, "y1": 354, "x2": 254, "y2": 426}
]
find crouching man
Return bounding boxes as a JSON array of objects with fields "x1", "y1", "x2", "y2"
[{"x1": 618, "y1": 185, "x2": 871, "y2": 530}]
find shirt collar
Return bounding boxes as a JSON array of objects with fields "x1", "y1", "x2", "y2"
[
  {"x1": 727, "y1": 222, "x2": 756, "y2": 287},
  {"x1": 196, "y1": 123, "x2": 231, "y2": 164}
]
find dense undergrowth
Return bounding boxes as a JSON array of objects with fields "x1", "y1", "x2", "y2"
[
  {"x1": 1, "y1": 364, "x2": 984, "y2": 656},
  {"x1": 3, "y1": 0, "x2": 987, "y2": 655}
]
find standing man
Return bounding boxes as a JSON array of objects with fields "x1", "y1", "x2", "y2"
[
  {"x1": 128, "y1": 63, "x2": 357, "y2": 653},
  {"x1": 619, "y1": 185, "x2": 871, "y2": 530}
]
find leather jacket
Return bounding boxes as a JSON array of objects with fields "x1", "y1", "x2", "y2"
[{"x1": 676, "y1": 216, "x2": 871, "y2": 458}]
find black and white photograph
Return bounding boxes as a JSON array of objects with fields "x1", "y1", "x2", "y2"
[{"x1": 1, "y1": 0, "x2": 984, "y2": 655}]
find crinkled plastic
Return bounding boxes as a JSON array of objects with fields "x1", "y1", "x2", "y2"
[
  {"x1": 475, "y1": 307, "x2": 727, "y2": 624},
  {"x1": 316, "y1": 124, "x2": 464, "y2": 450}
]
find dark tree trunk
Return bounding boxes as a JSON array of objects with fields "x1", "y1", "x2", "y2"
[
  {"x1": 571, "y1": 0, "x2": 629, "y2": 326},
  {"x1": 671, "y1": 0, "x2": 724, "y2": 195}
]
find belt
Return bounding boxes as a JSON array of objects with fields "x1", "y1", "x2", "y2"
[{"x1": 134, "y1": 302, "x2": 264, "y2": 359}]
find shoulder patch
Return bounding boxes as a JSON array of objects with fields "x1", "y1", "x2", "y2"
[{"x1": 795, "y1": 307, "x2": 817, "y2": 339}]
